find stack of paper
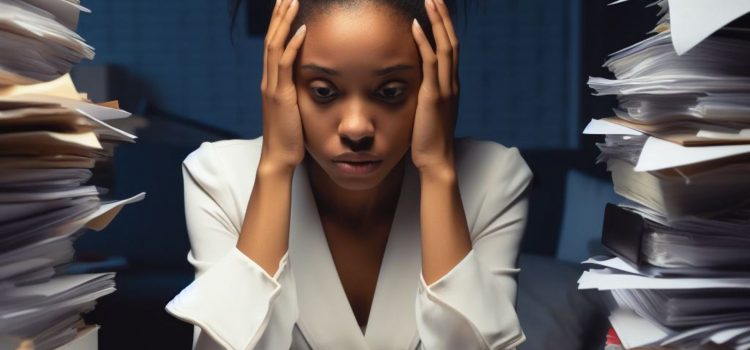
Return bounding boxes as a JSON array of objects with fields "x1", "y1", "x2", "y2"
[
  {"x1": 624, "y1": 204, "x2": 750, "y2": 270},
  {"x1": 0, "y1": 2, "x2": 144, "y2": 349},
  {"x1": 590, "y1": 0, "x2": 750, "y2": 146},
  {"x1": 0, "y1": 78, "x2": 145, "y2": 349},
  {"x1": 0, "y1": 0, "x2": 94, "y2": 86},
  {"x1": 0, "y1": 274, "x2": 114, "y2": 349},
  {"x1": 578, "y1": 1, "x2": 750, "y2": 349}
]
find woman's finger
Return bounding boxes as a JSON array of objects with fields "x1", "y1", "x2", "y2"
[
  {"x1": 262, "y1": 0, "x2": 284, "y2": 92},
  {"x1": 266, "y1": 0, "x2": 294, "y2": 93},
  {"x1": 424, "y1": 0, "x2": 453, "y2": 98},
  {"x1": 278, "y1": 24, "x2": 307, "y2": 90},
  {"x1": 268, "y1": 0, "x2": 299, "y2": 92},
  {"x1": 432, "y1": 0, "x2": 460, "y2": 94},
  {"x1": 265, "y1": 0, "x2": 284, "y2": 46},
  {"x1": 412, "y1": 19, "x2": 439, "y2": 96}
]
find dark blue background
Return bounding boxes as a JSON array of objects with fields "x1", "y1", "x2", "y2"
[{"x1": 74, "y1": 0, "x2": 581, "y2": 148}]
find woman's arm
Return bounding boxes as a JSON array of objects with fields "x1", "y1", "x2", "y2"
[
  {"x1": 166, "y1": 141, "x2": 300, "y2": 350},
  {"x1": 409, "y1": 2, "x2": 531, "y2": 348},
  {"x1": 169, "y1": 150, "x2": 299, "y2": 350},
  {"x1": 415, "y1": 142, "x2": 533, "y2": 350},
  {"x1": 166, "y1": 2, "x2": 310, "y2": 347},
  {"x1": 236, "y1": 162, "x2": 294, "y2": 276},
  {"x1": 408, "y1": 0, "x2": 472, "y2": 284},
  {"x1": 418, "y1": 162, "x2": 472, "y2": 285},
  {"x1": 242, "y1": 0, "x2": 308, "y2": 275}
]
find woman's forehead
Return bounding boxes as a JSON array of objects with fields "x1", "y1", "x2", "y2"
[{"x1": 297, "y1": 5, "x2": 418, "y2": 74}]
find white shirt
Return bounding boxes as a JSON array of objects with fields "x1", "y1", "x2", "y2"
[{"x1": 165, "y1": 136, "x2": 532, "y2": 350}]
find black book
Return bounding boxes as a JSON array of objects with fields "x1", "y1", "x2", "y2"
[
  {"x1": 601, "y1": 203, "x2": 750, "y2": 275},
  {"x1": 601, "y1": 203, "x2": 647, "y2": 268}
]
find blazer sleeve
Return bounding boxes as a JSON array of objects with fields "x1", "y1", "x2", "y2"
[
  {"x1": 414, "y1": 144, "x2": 532, "y2": 350},
  {"x1": 164, "y1": 142, "x2": 299, "y2": 350}
]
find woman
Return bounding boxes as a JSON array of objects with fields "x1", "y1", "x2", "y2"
[{"x1": 166, "y1": 0, "x2": 532, "y2": 349}]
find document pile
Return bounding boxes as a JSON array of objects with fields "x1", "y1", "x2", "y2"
[
  {"x1": 0, "y1": 0, "x2": 94, "y2": 85},
  {"x1": 0, "y1": 1, "x2": 144, "y2": 349},
  {"x1": 578, "y1": 1, "x2": 750, "y2": 349}
]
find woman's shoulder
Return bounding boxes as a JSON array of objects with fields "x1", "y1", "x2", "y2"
[
  {"x1": 184, "y1": 136, "x2": 263, "y2": 164},
  {"x1": 181, "y1": 137, "x2": 264, "y2": 204},
  {"x1": 180, "y1": 137, "x2": 265, "y2": 229},
  {"x1": 182, "y1": 136, "x2": 263, "y2": 175},
  {"x1": 453, "y1": 137, "x2": 533, "y2": 240},
  {"x1": 454, "y1": 137, "x2": 532, "y2": 184},
  {"x1": 454, "y1": 138, "x2": 533, "y2": 199},
  {"x1": 455, "y1": 137, "x2": 524, "y2": 159}
]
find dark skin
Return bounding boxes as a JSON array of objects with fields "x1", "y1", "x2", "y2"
[
  {"x1": 294, "y1": 4, "x2": 418, "y2": 327},
  {"x1": 240, "y1": 0, "x2": 469, "y2": 330}
]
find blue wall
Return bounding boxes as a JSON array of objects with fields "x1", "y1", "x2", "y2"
[{"x1": 77, "y1": 0, "x2": 580, "y2": 149}]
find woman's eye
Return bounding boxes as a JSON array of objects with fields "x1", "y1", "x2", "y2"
[
  {"x1": 310, "y1": 86, "x2": 336, "y2": 100},
  {"x1": 378, "y1": 85, "x2": 405, "y2": 100}
]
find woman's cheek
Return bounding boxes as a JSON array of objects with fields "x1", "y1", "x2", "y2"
[{"x1": 297, "y1": 99, "x2": 318, "y2": 144}]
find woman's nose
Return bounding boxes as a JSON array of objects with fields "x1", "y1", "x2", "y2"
[{"x1": 338, "y1": 100, "x2": 375, "y2": 149}]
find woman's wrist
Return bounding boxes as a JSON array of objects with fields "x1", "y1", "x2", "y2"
[
  {"x1": 237, "y1": 157, "x2": 296, "y2": 276},
  {"x1": 257, "y1": 156, "x2": 298, "y2": 179},
  {"x1": 417, "y1": 158, "x2": 457, "y2": 184}
]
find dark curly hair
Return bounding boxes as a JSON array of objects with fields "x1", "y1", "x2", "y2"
[{"x1": 229, "y1": 0, "x2": 469, "y2": 50}]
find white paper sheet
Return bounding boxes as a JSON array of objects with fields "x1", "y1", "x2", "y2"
[
  {"x1": 0, "y1": 94, "x2": 131, "y2": 121},
  {"x1": 578, "y1": 270, "x2": 750, "y2": 290},
  {"x1": 1, "y1": 273, "x2": 110, "y2": 299},
  {"x1": 660, "y1": 321, "x2": 750, "y2": 345},
  {"x1": 668, "y1": 0, "x2": 750, "y2": 55},
  {"x1": 23, "y1": 0, "x2": 90, "y2": 31},
  {"x1": 635, "y1": 136, "x2": 750, "y2": 171},
  {"x1": 609, "y1": 309, "x2": 669, "y2": 348},
  {"x1": 76, "y1": 109, "x2": 136, "y2": 141},
  {"x1": 83, "y1": 192, "x2": 146, "y2": 231},
  {"x1": 583, "y1": 118, "x2": 644, "y2": 136},
  {"x1": 0, "y1": 186, "x2": 99, "y2": 203},
  {"x1": 582, "y1": 257, "x2": 642, "y2": 275},
  {"x1": 584, "y1": 119, "x2": 750, "y2": 171},
  {"x1": 711, "y1": 326, "x2": 750, "y2": 344}
]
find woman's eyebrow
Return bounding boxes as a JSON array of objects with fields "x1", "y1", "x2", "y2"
[
  {"x1": 300, "y1": 64, "x2": 414, "y2": 76},
  {"x1": 301, "y1": 64, "x2": 340, "y2": 76},
  {"x1": 374, "y1": 64, "x2": 414, "y2": 76}
]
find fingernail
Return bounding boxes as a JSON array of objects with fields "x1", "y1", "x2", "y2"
[
  {"x1": 426, "y1": 0, "x2": 435, "y2": 10},
  {"x1": 295, "y1": 24, "x2": 306, "y2": 35},
  {"x1": 413, "y1": 19, "x2": 421, "y2": 31}
]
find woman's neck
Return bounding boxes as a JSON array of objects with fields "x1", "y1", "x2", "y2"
[{"x1": 306, "y1": 155, "x2": 405, "y2": 230}]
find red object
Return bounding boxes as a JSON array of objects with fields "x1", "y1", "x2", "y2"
[{"x1": 606, "y1": 327, "x2": 622, "y2": 345}]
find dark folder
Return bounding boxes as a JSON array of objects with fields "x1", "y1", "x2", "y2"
[{"x1": 601, "y1": 203, "x2": 647, "y2": 268}]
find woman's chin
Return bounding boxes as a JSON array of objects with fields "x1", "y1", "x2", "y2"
[{"x1": 328, "y1": 172, "x2": 385, "y2": 191}]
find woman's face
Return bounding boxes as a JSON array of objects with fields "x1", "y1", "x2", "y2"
[{"x1": 294, "y1": 4, "x2": 421, "y2": 191}]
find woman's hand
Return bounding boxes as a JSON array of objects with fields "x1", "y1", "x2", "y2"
[
  {"x1": 260, "y1": 0, "x2": 307, "y2": 173},
  {"x1": 410, "y1": 0, "x2": 460, "y2": 176},
  {"x1": 411, "y1": 1, "x2": 471, "y2": 287}
]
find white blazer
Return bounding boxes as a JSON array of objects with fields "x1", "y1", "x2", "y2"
[{"x1": 165, "y1": 136, "x2": 533, "y2": 350}]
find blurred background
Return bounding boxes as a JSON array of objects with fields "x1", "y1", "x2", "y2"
[{"x1": 68, "y1": 1, "x2": 661, "y2": 349}]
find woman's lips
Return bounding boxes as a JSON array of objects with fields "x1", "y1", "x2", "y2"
[{"x1": 333, "y1": 160, "x2": 382, "y2": 175}]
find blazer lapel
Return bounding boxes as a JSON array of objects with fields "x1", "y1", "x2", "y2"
[
  {"x1": 363, "y1": 160, "x2": 422, "y2": 350},
  {"x1": 289, "y1": 158, "x2": 422, "y2": 350},
  {"x1": 289, "y1": 161, "x2": 369, "y2": 350}
]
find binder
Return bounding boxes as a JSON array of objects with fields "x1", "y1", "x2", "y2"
[{"x1": 601, "y1": 203, "x2": 646, "y2": 268}]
